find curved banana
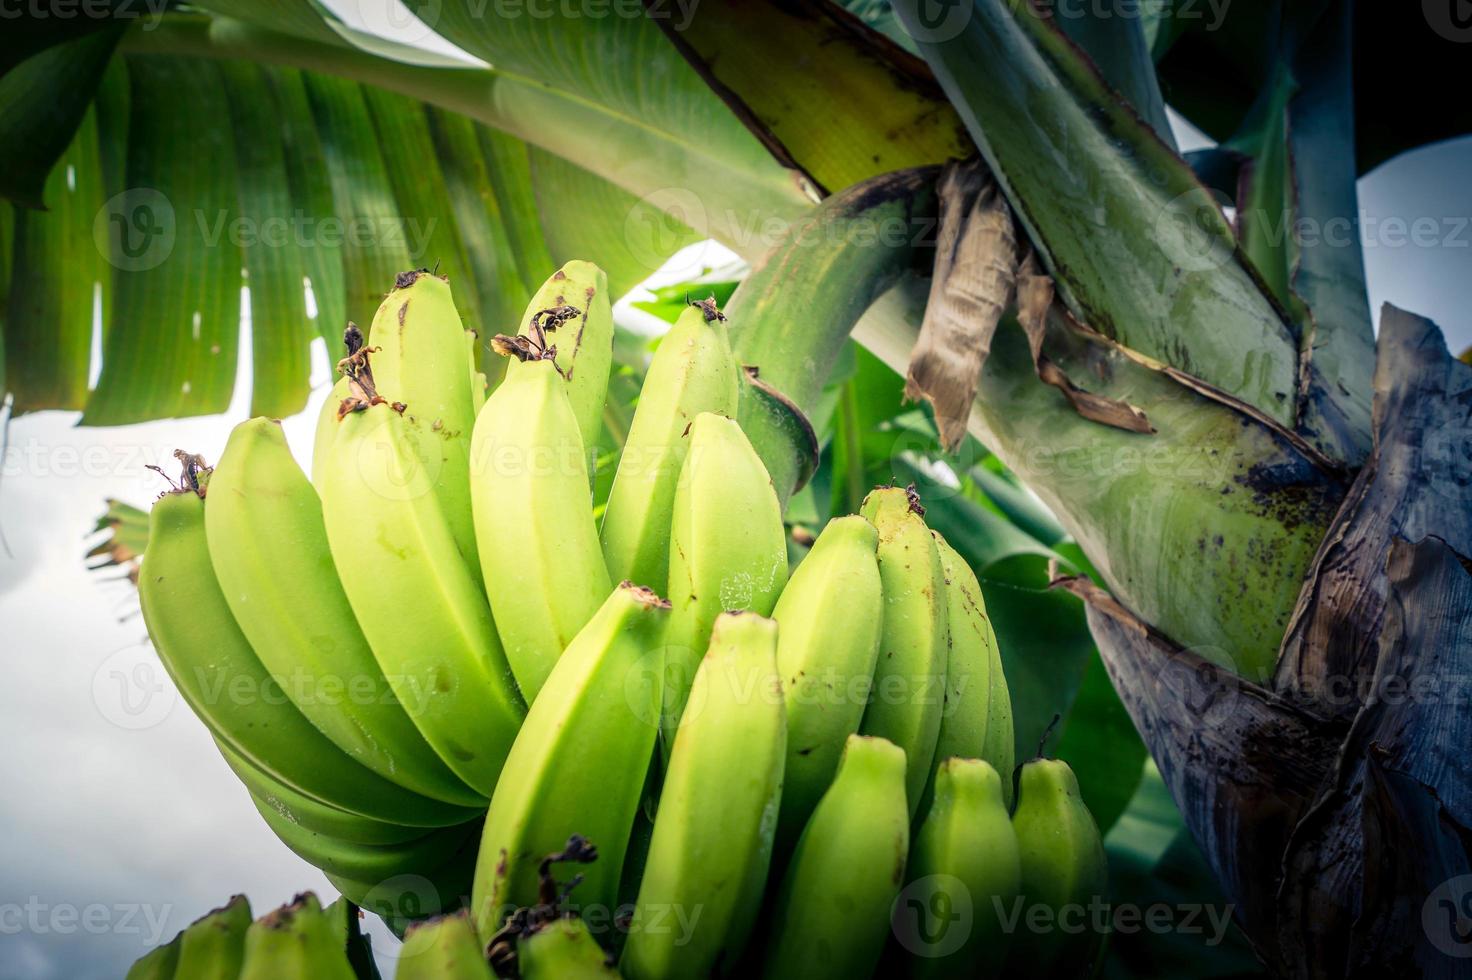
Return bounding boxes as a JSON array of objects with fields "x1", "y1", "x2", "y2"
[
  {"x1": 239, "y1": 893, "x2": 356, "y2": 980},
  {"x1": 124, "y1": 934, "x2": 180, "y2": 980},
  {"x1": 899, "y1": 758, "x2": 1020, "y2": 979},
  {"x1": 397, "y1": 911, "x2": 494, "y2": 979},
  {"x1": 600, "y1": 299, "x2": 740, "y2": 590},
  {"x1": 771, "y1": 515, "x2": 883, "y2": 852},
  {"x1": 320, "y1": 393, "x2": 525, "y2": 797},
  {"x1": 664, "y1": 413, "x2": 788, "y2": 753},
  {"x1": 326, "y1": 832, "x2": 477, "y2": 939},
  {"x1": 857, "y1": 486, "x2": 948, "y2": 818},
  {"x1": 919, "y1": 534, "x2": 1015, "y2": 814},
  {"x1": 173, "y1": 895, "x2": 252, "y2": 980},
  {"x1": 470, "y1": 355, "x2": 610, "y2": 700},
  {"x1": 1008, "y1": 757, "x2": 1109, "y2": 978},
  {"x1": 207, "y1": 416, "x2": 480, "y2": 806},
  {"x1": 519, "y1": 917, "x2": 619, "y2": 979},
  {"x1": 368, "y1": 270, "x2": 481, "y2": 577},
  {"x1": 139, "y1": 487, "x2": 475, "y2": 826},
  {"x1": 471, "y1": 584, "x2": 668, "y2": 939},
  {"x1": 249, "y1": 791, "x2": 480, "y2": 882},
  {"x1": 760, "y1": 734, "x2": 910, "y2": 980},
  {"x1": 505, "y1": 261, "x2": 614, "y2": 453},
  {"x1": 623, "y1": 612, "x2": 785, "y2": 980}
]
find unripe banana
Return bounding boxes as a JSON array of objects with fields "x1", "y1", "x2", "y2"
[
  {"x1": 239, "y1": 893, "x2": 356, "y2": 980},
  {"x1": 1008, "y1": 757, "x2": 1109, "y2": 978},
  {"x1": 623, "y1": 612, "x2": 785, "y2": 980},
  {"x1": 470, "y1": 355, "x2": 610, "y2": 700},
  {"x1": 505, "y1": 261, "x2": 614, "y2": 452},
  {"x1": 218, "y1": 739, "x2": 431, "y2": 845},
  {"x1": 320, "y1": 394, "x2": 525, "y2": 796},
  {"x1": 518, "y1": 917, "x2": 619, "y2": 979},
  {"x1": 896, "y1": 758, "x2": 1020, "y2": 979},
  {"x1": 770, "y1": 515, "x2": 883, "y2": 851},
  {"x1": 368, "y1": 271, "x2": 481, "y2": 577},
  {"x1": 326, "y1": 832, "x2": 477, "y2": 936},
  {"x1": 139, "y1": 486, "x2": 475, "y2": 826},
  {"x1": 173, "y1": 894, "x2": 252, "y2": 980},
  {"x1": 600, "y1": 299, "x2": 740, "y2": 589},
  {"x1": 664, "y1": 413, "x2": 788, "y2": 754},
  {"x1": 918, "y1": 534, "x2": 1015, "y2": 815},
  {"x1": 471, "y1": 584, "x2": 668, "y2": 939},
  {"x1": 857, "y1": 486, "x2": 948, "y2": 818},
  {"x1": 124, "y1": 933, "x2": 180, "y2": 980},
  {"x1": 207, "y1": 416, "x2": 480, "y2": 806},
  {"x1": 397, "y1": 911, "x2": 494, "y2": 979},
  {"x1": 760, "y1": 734, "x2": 910, "y2": 980}
]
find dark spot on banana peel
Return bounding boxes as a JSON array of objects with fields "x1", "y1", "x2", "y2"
[
  {"x1": 398, "y1": 300, "x2": 409, "y2": 329},
  {"x1": 552, "y1": 270, "x2": 566, "y2": 281},
  {"x1": 394, "y1": 268, "x2": 429, "y2": 289}
]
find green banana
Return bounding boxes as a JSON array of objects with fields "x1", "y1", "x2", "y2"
[
  {"x1": 505, "y1": 261, "x2": 614, "y2": 452},
  {"x1": 207, "y1": 416, "x2": 480, "y2": 806},
  {"x1": 397, "y1": 911, "x2": 494, "y2": 979},
  {"x1": 857, "y1": 486, "x2": 948, "y2": 818},
  {"x1": 600, "y1": 299, "x2": 741, "y2": 590},
  {"x1": 471, "y1": 584, "x2": 667, "y2": 939},
  {"x1": 326, "y1": 834, "x2": 477, "y2": 937},
  {"x1": 322, "y1": 896, "x2": 383, "y2": 980},
  {"x1": 248, "y1": 795, "x2": 479, "y2": 882},
  {"x1": 219, "y1": 739, "x2": 431, "y2": 845},
  {"x1": 623, "y1": 612, "x2": 785, "y2": 980},
  {"x1": 174, "y1": 894, "x2": 252, "y2": 980},
  {"x1": 239, "y1": 894, "x2": 355, "y2": 980},
  {"x1": 1008, "y1": 757, "x2": 1109, "y2": 978},
  {"x1": 771, "y1": 514, "x2": 883, "y2": 851},
  {"x1": 760, "y1": 734, "x2": 910, "y2": 980},
  {"x1": 320, "y1": 388, "x2": 525, "y2": 796},
  {"x1": 664, "y1": 412, "x2": 788, "y2": 753},
  {"x1": 469, "y1": 354, "x2": 610, "y2": 700},
  {"x1": 518, "y1": 917, "x2": 619, "y2": 979},
  {"x1": 895, "y1": 758, "x2": 1020, "y2": 979},
  {"x1": 125, "y1": 931, "x2": 180, "y2": 980},
  {"x1": 368, "y1": 271, "x2": 481, "y2": 577},
  {"x1": 920, "y1": 534, "x2": 1015, "y2": 814},
  {"x1": 139, "y1": 486, "x2": 475, "y2": 826}
]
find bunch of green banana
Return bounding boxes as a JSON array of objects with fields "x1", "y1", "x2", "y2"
[
  {"x1": 518, "y1": 916, "x2": 620, "y2": 979},
  {"x1": 471, "y1": 583, "x2": 668, "y2": 937},
  {"x1": 760, "y1": 734, "x2": 911, "y2": 980},
  {"x1": 173, "y1": 895, "x2": 252, "y2": 980},
  {"x1": 470, "y1": 352, "x2": 610, "y2": 700},
  {"x1": 237, "y1": 894, "x2": 358, "y2": 980},
  {"x1": 1007, "y1": 756, "x2": 1110, "y2": 978},
  {"x1": 600, "y1": 298, "x2": 741, "y2": 590},
  {"x1": 770, "y1": 514, "x2": 884, "y2": 851},
  {"x1": 663, "y1": 412, "x2": 788, "y2": 754},
  {"x1": 622, "y1": 611, "x2": 785, "y2": 980},
  {"x1": 857, "y1": 486, "x2": 949, "y2": 818},
  {"x1": 397, "y1": 911, "x2": 493, "y2": 979}
]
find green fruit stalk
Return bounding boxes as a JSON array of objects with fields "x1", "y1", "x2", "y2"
[
  {"x1": 600, "y1": 299, "x2": 741, "y2": 590},
  {"x1": 1008, "y1": 758, "x2": 1109, "y2": 978},
  {"x1": 664, "y1": 412, "x2": 788, "y2": 754},
  {"x1": 623, "y1": 612, "x2": 785, "y2": 980},
  {"x1": 368, "y1": 271, "x2": 482, "y2": 578},
  {"x1": 505, "y1": 261, "x2": 614, "y2": 453},
  {"x1": 139, "y1": 485, "x2": 472, "y2": 826},
  {"x1": 174, "y1": 895, "x2": 252, "y2": 980},
  {"x1": 471, "y1": 583, "x2": 668, "y2": 939},
  {"x1": 518, "y1": 917, "x2": 619, "y2": 979},
  {"x1": 320, "y1": 386, "x2": 524, "y2": 797},
  {"x1": 397, "y1": 911, "x2": 494, "y2": 980},
  {"x1": 207, "y1": 417, "x2": 479, "y2": 806},
  {"x1": 239, "y1": 894, "x2": 355, "y2": 980},
  {"x1": 920, "y1": 534, "x2": 1014, "y2": 814},
  {"x1": 896, "y1": 758, "x2": 1020, "y2": 979},
  {"x1": 770, "y1": 514, "x2": 884, "y2": 851},
  {"x1": 470, "y1": 355, "x2": 610, "y2": 701},
  {"x1": 857, "y1": 486, "x2": 948, "y2": 817},
  {"x1": 761, "y1": 734, "x2": 910, "y2": 980}
]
